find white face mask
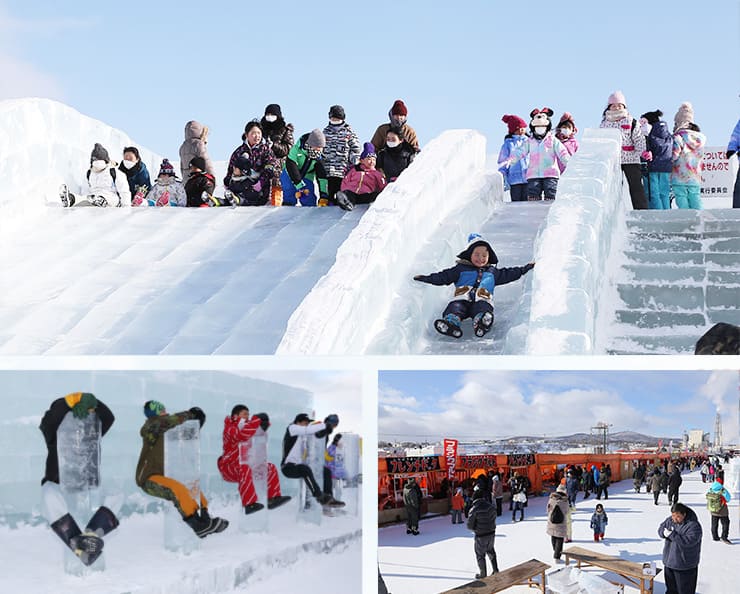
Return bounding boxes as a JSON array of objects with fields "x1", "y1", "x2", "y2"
[
  {"x1": 559, "y1": 129, "x2": 572, "y2": 138},
  {"x1": 91, "y1": 159, "x2": 107, "y2": 171},
  {"x1": 641, "y1": 123, "x2": 652, "y2": 135},
  {"x1": 264, "y1": 114, "x2": 278, "y2": 123},
  {"x1": 534, "y1": 126, "x2": 548, "y2": 135},
  {"x1": 386, "y1": 140, "x2": 400, "y2": 148},
  {"x1": 122, "y1": 159, "x2": 136, "y2": 169},
  {"x1": 329, "y1": 118, "x2": 343, "y2": 125}
]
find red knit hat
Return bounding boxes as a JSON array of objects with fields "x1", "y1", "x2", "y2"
[
  {"x1": 391, "y1": 99, "x2": 408, "y2": 116},
  {"x1": 502, "y1": 114, "x2": 527, "y2": 135},
  {"x1": 558, "y1": 112, "x2": 578, "y2": 134}
]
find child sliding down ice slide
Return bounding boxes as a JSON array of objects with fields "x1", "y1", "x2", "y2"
[{"x1": 413, "y1": 234, "x2": 534, "y2": 339}]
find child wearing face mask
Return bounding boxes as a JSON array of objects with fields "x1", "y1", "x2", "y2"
[
  {"x1": 640, "y1": 110, "x2": 673, "y2": 209},
  {"x1": 60, "y1": 143, "x2": 132, "y2": 207},
  {"x1": 413, "y1": 234, "x2": 535, "y2": 338},
  {"x1": 260, "y1": 104, "x2": 294, "y2": 206},
  {"x1": 371, "y1": 99, "x2": 420, "y2": 152},
  {"x1": 322, "y1": 105, "x2": 361, "y2": 203},
  {"x1": 143, "y1": 159, "x2": 186, "y2": 207},
  {"x1": 555, "y1": 113, "x2": 579, "y2": 157},
  {"x1": 499, "y1": 108, "x2": 570, "y2": 201},
  {"x1": 280, "y1": 129, "x2": 330, "y2": 206},
  {"x1": 118, "y1": 146, "x2": 151, "y2": 204}
]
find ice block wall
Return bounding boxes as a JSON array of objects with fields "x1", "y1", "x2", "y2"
[
  {"x1": 0, "y1": 370, "x2": 312, "y2": 526},
  {"x1": 277, "y1": 129, "x2": 494, "y2": 355},
  {"x1": 504, "y1": 128, "x2": 626, "y2": 355},
  {"x1": 0, "y1": 98, "x2": 163, "y2": 219}
]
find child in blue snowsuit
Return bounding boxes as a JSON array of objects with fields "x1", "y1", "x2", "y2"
[
  {"x1": 590, "y1": 503, "x2": 608, "y2": 542},
  {"x1": 413, "y1": 234, "x2": 534, "y2": 338}
]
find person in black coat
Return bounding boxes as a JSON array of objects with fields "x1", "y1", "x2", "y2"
[
  {"x1": 184, "y1": 157, "x2": 216, "y2": 207},
  {"x1": 119, "y1": 146, "x2": 151, "y2": 199},
  {"x1": 467, "y1": 487, "x2": 499, "y2": 578},
  {"x1": 377, "y1": 126, "x2": 417, "y2": 182},
  {"x1": 668, "y1": 467, "x2": 683, "y2": 506}
]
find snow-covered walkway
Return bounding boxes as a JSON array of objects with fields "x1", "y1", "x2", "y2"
[{"x1": 379, "y1": 471, "x2": 738, "y2": 593}]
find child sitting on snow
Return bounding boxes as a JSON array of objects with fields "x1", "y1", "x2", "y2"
[
  {"x1": 143, "y1": 159, "x2": 186, "y2": 207},
  {"x1": 413, "y1": 234, "x2": 534, "y2": 338},
  {"x1": 590, "y1": 503, "x2": 608, "y2": 542},
  {"x1": 334, "y1": 142, "x2": 387, "y2": 211}
]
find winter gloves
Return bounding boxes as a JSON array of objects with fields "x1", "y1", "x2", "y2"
[
  {"x1": 71, "y1": 393, "x2": 98, "y2": 419},
  {"x1": 253, "y1": 412, "x2": 270, "y2": 431},
  {"x1": 332, "y1": 433, "x2": 342, "y2": 445},
  {"x1": 188, "y1": 406, "x2": 206, "y2": 428}
]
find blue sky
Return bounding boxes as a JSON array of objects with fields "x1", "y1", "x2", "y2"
[
  {"x1": 379, "y1": 370, "x2": 739, "y2": 442},
  {"x1": 1, "y1": 0, "x2": 738, "y2": 162}
]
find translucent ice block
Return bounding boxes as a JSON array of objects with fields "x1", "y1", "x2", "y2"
[
  {"x1": 238, "y1": 430, "x2": 268, "y2": 533},
  {"x1": 164, "y1": 419, "x2": 201, "y2": 554}
]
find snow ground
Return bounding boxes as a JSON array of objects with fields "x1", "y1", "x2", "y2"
[
  {"x1": 0, "y1": 498, "x2": 361, "y2": 594},
  {"x1": 379, "y1": 471, "x2": 738, "y2": 594}
]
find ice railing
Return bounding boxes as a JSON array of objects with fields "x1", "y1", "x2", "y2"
[
  {"x1": 277, "y1": 129, "x2": 496, "y2": 355},
  {"x1": 503, "y1": 128, "x2": 626, "y2": 355}
]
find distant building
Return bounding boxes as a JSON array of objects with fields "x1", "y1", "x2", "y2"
[{"x1": 685, "y1": 429, "x2": 710, "y2": 450}]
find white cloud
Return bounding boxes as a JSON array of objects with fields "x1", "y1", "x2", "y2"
[
  {"x1": 0, "y1": 53, "x2": 62, "y2": 100},
  {"x1": 379, "y1": 371, "x2": 666, "y2": 441},
  {"x1": 378, "y1": 385, "x2": 420, "y2": 408}
]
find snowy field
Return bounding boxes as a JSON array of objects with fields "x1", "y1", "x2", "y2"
[
  {"x1": 379, "y1": 471, "x2": 738, "y2": 594},
  {"x1": 0, "y1": 499, "x2": 361, "y2": 594}
]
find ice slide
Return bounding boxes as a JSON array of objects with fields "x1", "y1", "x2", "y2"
[
  {"x1": 279, "y1": 128, "x2": 740, "y2": 355},
  {"x1": 2, "y1": 99, "x2": 737, "y2": 355}
]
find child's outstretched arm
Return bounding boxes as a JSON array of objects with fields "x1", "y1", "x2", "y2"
[
  {"x1": 492, "y1": 262, "x2": 534, "y2": 286},
  {"x1": 413, "y1": 265, "x2": 461, "y2": 286}
]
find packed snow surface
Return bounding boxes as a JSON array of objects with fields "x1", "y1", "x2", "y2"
[{"x1": 379, "y1": 470, "x2": 738, "y2": 594}]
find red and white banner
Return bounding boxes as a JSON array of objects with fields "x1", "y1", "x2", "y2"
[{"x1": 443, "y1": 438, "x2": 458, "y2": 480}]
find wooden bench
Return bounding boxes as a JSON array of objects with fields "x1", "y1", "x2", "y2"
[
  {"x1": 564, "y1": 546, "x2": 662, "y2": 594},
  {"x1": 440, "y1": 559, "x2": 550, "y2": 593}
]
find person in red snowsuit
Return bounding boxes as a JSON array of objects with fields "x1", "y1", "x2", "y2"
[{"x1": 217, "y1": 404, "x2": 290, "y2": 514}]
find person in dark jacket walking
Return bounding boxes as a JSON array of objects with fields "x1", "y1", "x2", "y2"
[
  {"x1": 565, "y1": 471, "x2": 579, "y2": 508},
  {"x1": 668, "y1": 466, "x2": 683, "y2": 506},
  {"x1": 491, "y1": 474, "x2": 504, "y2": 516},
  {"x1": 658, "y1": 503, "x2": 702, "y2": 594},
  {"x1": 596, "y1": 465, "x2": 609, "y2": 500},
  {"x1": 467, "y1": 487, "x2": 499, "y2": 578},
  {"x1": 640, "y1": 110, "x2": 673, "y2": 209},
  {"x1": 651, "y1": 467, "x2": 663, "y2": 505},
  {"x1": 403, "y1": 477, "x2": 422, "y2": 535},
  {"x1": 377, "y1": 127, "x2": 416, "y2": 182},
  {"x1": 414, "y1": 234, "x2": 534, "y2": 339}
]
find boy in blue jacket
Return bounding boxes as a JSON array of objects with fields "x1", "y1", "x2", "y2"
[{"x1": 413, "y1": 234, "x2": 534, "y2": 338}]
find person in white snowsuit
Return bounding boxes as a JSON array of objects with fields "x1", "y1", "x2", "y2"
[{"x1": 61, "y1": 143, "x2": 132, "y2": 207}]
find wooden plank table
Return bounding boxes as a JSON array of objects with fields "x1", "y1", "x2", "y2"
[
  {"x1": 564, "y1": 546, "x2": 662, "y2": 594},
  {"x1": 440, "y1": 559, "x2": 550, "y2": 593}
]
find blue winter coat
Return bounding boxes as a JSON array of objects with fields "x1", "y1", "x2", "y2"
[
  {"x1": 566, "y1": 476, "x2": 578, "y2": 498},
  {"x1": 646, "y1": 121, "x2": 673, "y2": 173},
  {"x1": 590, "y1": 510, "x2": 608, "y2": 533},
  {"x1": 728, "y1": 118, "x2": 740, "y2": 153},
  {"x1": 498, "y1": 135, "x2": 529, "y2": 187},
  {"x1": 119, "y1": 161, "x2": 151, "y2": 194},
  {"x1": 658, "y1": 507, "x2": 702, "y2": 570},
  {"x1": 415, "y1": 261, "x2": 533, "y2": 305}
]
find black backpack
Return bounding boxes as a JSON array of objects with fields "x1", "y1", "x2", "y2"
[{"x1": 550, "y1": 504, "x2": 564, "y2": 524}]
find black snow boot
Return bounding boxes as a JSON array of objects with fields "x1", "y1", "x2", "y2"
[
  {"x1": 85, "y1": 506, "x2": 119, "y2": 537},
  {"x1": 51, "y1": 513, "x2": 104, "y2": 566},
  {"x1": 267, "y1": 495, "x2": 291, "y2": 509},
  {"x1": 244, "y1": 502, "x2": 265, "y2": 515},
  {"x1": 335, "y1": 191, "x2": 354, "y2": 211}
]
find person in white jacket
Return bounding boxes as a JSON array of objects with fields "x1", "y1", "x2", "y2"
[
  {"x1": 281, "y1": 413, "x2": 342, "y2": 506},
  {"x1": 61, "y1": 143, "x2": 132, "y2": 207}
]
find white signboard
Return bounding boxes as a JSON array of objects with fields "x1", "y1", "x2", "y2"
[{"x1": 701, "y1": 147, "x2": 737, "y2": 208}]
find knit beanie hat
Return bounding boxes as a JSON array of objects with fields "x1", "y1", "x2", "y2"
[
  {"x1": 673, "y1": 101, "x2": 694, "y2": 132},
  {"x1": 558, "y1": 112, "x2": 578, "y2": 133},
  {"x1": 391, "y1": 99, "x2": 408, "y2": 116},
  {"x1": 329, "y1": 105, "x2": 346, "y2": 120},
  {"x1": 144, "y1": 400, "x2": 165, "y2": 418},
  {"x1": 90, "y1": 143, "x2": 110, "y2": 163},
  {"x1": 457, "y1": 233, "x2": 498, "y2": 264},
  {"x1": 360, "y1": 142, "x2": 376, "y2": 159},
  {"x1": 307, "y1": 128, "x2": 326, "y2": 148},
  {"x1": 158, "y1": 159, "x2": 176, "y2": 177},
  {"x1": 189, "y1": 156, "x2": 207, "y2": 171},
  {"x1": 264, "y1": 104, "x2": 282, "y2": 118},
  {"x1": 502, "y1": 114, "x2": 527, "y2": 135},
  {"x1": 607, "y1": 90, "x2": 627, "y2": 106},
  {"x1": 641, "y1": 110, "x2": 663, "y2": 125}
]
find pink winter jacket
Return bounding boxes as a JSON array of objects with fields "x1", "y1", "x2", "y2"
[{"x1": 340, "y1": 165, "x2": 387, "y2": 195}]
